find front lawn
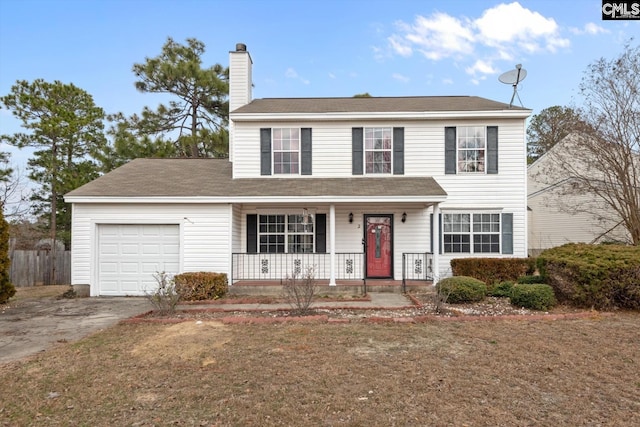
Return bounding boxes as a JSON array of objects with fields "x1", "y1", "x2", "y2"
[{"x1": 1, "y1": 312, "x2": 639, "y2": 426}]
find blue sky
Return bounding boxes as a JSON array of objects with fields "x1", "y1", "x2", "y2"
[{"x1": 1, "y1": 0, "x2": 639, "y2": 169}]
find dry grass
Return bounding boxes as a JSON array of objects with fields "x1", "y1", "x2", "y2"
[
  {"x1": 8, "y1": 285, "x2": 70, "y2": 303},
  {"x1": 1, "y1": 313, "x2": 639, "y2": 426}
]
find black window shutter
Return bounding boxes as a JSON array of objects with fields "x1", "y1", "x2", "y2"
[
  {"x1": 430, "y1": 213, "x2": 434, "y2": 253},
  {"x1": 430, "y1": 213, "x2": 443, "y2": 254},
  {"x1": 501, "y1": 213, "x2": 513, "y2": 254},
  {"x1": 445, "y1": 127, "x2": 457, "y2": 174},
  {"x1": 352, "y1": 127, "x2": 363, "y2": 175},
  {"x1": 487, "y1": 126, "x2": 498, "y2": 174},
  {"x1": 393, "y1": 127, "x2": 404, "y2": 175},
  {"x1": 260, "y1": 128, "x2": 271, "y2": 176},
  {"x1": 439, "y1": 213, "x2": 443, "y2": 255},
  {"x1": 315, "y1": 214, "x2": 327, "y2": 253},
  {"x1": 247, "y1": 214, "x2": 258, "y2": 253},
  {"x1": 301, "y1": 128, "x2": 312, "y2": 175}
]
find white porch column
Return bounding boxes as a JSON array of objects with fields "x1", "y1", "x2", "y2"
[
  {"x1": 432, "y1": 203, "x2": 440, "y2": 285},
  {"x1": 329, "y1": 204, "x2": 336, "y2": 286}
]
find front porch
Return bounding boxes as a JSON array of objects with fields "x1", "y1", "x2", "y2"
[
  {"x1": 231, "y1": 252, "x2": 435, "y2": 295},
  {"x1": 228, "y1": 279, "x2": 433, "y2": 296}
]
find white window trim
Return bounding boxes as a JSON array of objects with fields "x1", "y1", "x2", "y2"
[
  {"x1": 442, "y1": 211, "x2": 502, "y2": 254},
  {"x1": 258, "y1": 213, "x2": 315, "y2": 254},
  {"x1": 456, "y1": 126, "x2": 487, "y2": 175},
  {"x1": 272, "y1": 127, "x2": 301, "y2": 175},
  {"x1": 364, "y1": 126, "x2": 393, "y2": 175}
]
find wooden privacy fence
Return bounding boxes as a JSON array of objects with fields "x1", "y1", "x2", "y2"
[{"x1": 9, "y1": 250, "x2": 71, "y2": 287}]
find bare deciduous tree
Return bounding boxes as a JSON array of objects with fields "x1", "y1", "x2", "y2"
[
  {"x1": 532, "y1": 41, "x2": 640, "y2": 245},
  {"x1": 0, "y1": 165, "x2": 32, "y2": 220}
]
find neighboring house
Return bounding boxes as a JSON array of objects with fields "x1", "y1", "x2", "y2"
[
  {"x1": 65, "y1": 44, "x2": 531, "y2": 296},
  {"x1": 528, "y1": 133, "x2": 631, "y2": 255}
]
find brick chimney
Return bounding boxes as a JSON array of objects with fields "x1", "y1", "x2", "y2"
[{"x1": 229, "y1": 43, "x2": 252, "y2": 113}]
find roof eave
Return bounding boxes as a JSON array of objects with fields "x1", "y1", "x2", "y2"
[
  {"x1": 65, "y1": 195, "x2": 448, "y2": 204},
  {"x1": 230, "y1": 110, "x2": 532, "y2": 122}
]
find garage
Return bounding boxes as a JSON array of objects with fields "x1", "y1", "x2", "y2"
[{"x1": 97, "y1": 224, "x2": 180, "y2": 296}]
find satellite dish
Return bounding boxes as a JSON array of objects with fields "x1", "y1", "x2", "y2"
[{"x1": 499, "y1": 64, "x2": 527, "y2": 108}]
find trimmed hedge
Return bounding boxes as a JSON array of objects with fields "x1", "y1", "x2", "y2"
[
  {"x1": 450, "y1": 257, "x2": 536, "y2": 286},
  {"x1": 436, "y1": 276, "x2": 487, "y2": 303},
  {"x1": 490, "y1": 281, "x2": 514, "y2": 298},
  {"x1": 517, "y1": 275, "x2": 546, "y2": 284},
  {"x1": 510, "y1": 284, "x2": 557, "y2": 311},
  {"x1": 537, "y1": 243, "x2": 640, "y2": 310},
  {"x1": 174, "y1": 272, "x2": 228, "y2": 301}
]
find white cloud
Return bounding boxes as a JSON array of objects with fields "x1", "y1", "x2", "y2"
[
  {"x1": 465, "y1": 59, "x2": 498, "y2": 76},
  {"x1": 382, "y1": 1, "x2": 572, "y2": 83},
  {"x1": 569, "y1": 22, "x2": 609, "y2": 35},
  {"x1": 285, "y1": 68, "x2": 309, "y2": 85},
  {"x1": 328, "y1": 72, "x2": 336, "y2": 79},
  {"x1": 474, "y1": 2, "x2": 569, "y2": 53},
  {"x1": 442, "y1": 78, "x2": 454, "y2": 85},
  {"x1": 285, "y1": 68, "x2": 298, "y2": 79},
  {"x1": 392, "y1": 73, "x2": 410, "y2": 83},
  {"x1": 388, "y1": 34, "x2": 413, "y2": 57},
  {"x1": 397, "y1": 13, "x2": 475, "y2": 60}
]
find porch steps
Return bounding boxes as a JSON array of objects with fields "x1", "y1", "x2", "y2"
[{"x1": 229, "y1": 280, "x2": 433, "y2": 296}]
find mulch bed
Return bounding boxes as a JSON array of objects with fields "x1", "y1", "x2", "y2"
[{"x1": 126, "y1": 292, "x2": 603, "y2": 325}]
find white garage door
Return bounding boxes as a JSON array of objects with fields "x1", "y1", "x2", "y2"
[{"x1": 98, "y1": 224, "x2": 180, "y2": 296}]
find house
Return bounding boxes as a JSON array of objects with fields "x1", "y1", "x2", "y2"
[
  {"x1": 65, "y1": 43, "x2": 532, "y2": 296},
  {"x1": 528, "y1": 133, "x2": 631, "y2": 255}
]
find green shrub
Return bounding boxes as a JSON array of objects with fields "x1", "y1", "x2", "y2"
[
  {"x1": 0, "y1": 208, "x2": 15, "y2": 304},
  {"x1": 517, "y1": 275, "x2": 546, "y2": 284},
  {"x1": 537, "y1": 243, "x2": 640, "y2": 310},
  {"x1": 174, "y1": 272, "x2": 228, "y2": 301},
  {"x1": 510, "y1": 284, "x2": 557, "y2": 311},
  {"x1": 490, "y1": 281, "x2": 514, "y2": 298},
  {"x1": 450, "y1": 257, "x2": 536, "y2": 286},
  {"x1": 436, "y1": 276, "x2": 487, "y2": 303}
]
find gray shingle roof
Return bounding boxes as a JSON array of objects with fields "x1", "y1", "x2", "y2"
[
  {"x1": 65, "y1": 159, "x2": 447, "y2": 199},
  {"x1": 231, "y1": 96, "x2": 526, "y2": 114}
]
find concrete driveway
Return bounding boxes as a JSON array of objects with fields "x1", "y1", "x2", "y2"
[{"x1": 0, "y1": 295, "x2": 152, "y2": 364}]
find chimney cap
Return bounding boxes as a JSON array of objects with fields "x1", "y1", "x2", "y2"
[{"x1": 235, "y1": 43, "x2": 247, "y2": 52}]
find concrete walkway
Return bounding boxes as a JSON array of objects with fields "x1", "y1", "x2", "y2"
[{"x1": 178, "y1": 292, "x2": 415, "y2": 312}]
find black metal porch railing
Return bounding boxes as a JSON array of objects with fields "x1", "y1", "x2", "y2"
[
  {"x1": 231, "y1": 252, "x2": 365, "y2": 283},
  {"x1": 402, "y1": 252, "x2": 434, "y2": 293}
]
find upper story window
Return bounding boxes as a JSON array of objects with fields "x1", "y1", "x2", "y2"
[
  {"x1": 365, "y1": 127, "x2": 392, "y2": 174},
  {"x1": 457, "y1": 126, "x2": 485, "y2": 173},
  {"x1": 443, "y1": 213, "x2": 500, "y2": 253},
  {"x1": 444, "y1": 126, "x2": 497, "y2": 175},
  {"x1": 272, "y1": 128, "x2": 300, "y2": 174}
]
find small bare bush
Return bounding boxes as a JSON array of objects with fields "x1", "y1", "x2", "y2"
[
  {"x1": 145, "y1": 271, "x2": 181, "y2": 315},
  {"x1": 432, "y1": 279, "x2": 451, "y2": 314},
  {"x1": 282, "y1": 265, "x2": 317, "y2": 315}
]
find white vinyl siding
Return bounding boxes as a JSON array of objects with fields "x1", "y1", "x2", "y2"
[
  {"x1": 232, "y1": 118, "x2": 527, "y2": 279},
  {"x1": 70, "y1": 203, "x2": 231, "y2": 296}
]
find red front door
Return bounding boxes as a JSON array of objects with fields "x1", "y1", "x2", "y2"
[{"x1": 365, "y1": 216, "x2": 392, "y2": 278}]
